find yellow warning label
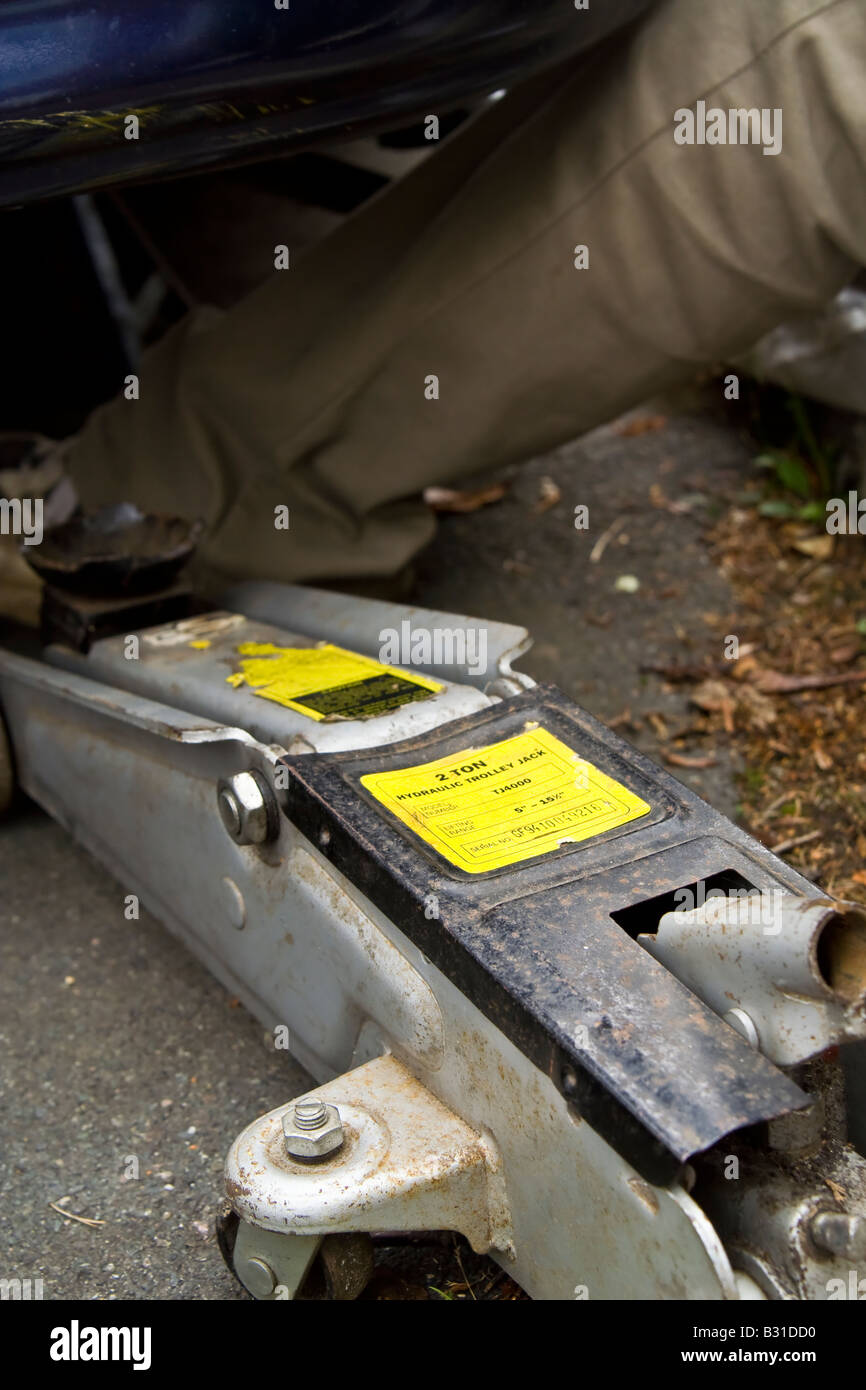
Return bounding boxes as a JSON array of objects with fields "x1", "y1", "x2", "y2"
[
  {"x1": 361, "y1": 726, "x2": 650, "y2": 872},
  {"x1": 227, "y1": 642, "x2": 441, "y2": 721}
]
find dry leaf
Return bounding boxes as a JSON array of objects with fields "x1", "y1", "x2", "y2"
[
  {"x1": 735, "y1": 686, "x2": 777, "y2": 732},
  {"x1": 813, "y1": 745, "x2": 833, "y2": 772},
  {"x1": 754, "y1": 668, "x2": 866, "y2": 694},
  {"x1": 647, "y1": 711, "x2": 669, "y2": 741},
  {"x1": 616, "y1": 414, "x2": 667, "y2": 437},
  {"x1": 689, "y1": 679, "x2": 731, "y2": 713},
  {"x1": 533, "y1": 476, "x2": 562, "y2": 513},
  {"x1": 424, "y1": 482, "x2": 507, "y2": 513},
  {"x1": 791, "y1": 534, "x2": 833, "y2": 560},
  {"x1": 730, "y1": 655, "x2": 760, "y2": 682},
  {"x1": 663, "y1": 750, "x2": 718, "y2": 769},
  {"x1": 829, "y1": 642, "x2": 861, "y2": 664}
]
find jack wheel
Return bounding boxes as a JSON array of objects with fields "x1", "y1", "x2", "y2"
[{"x1": 216, "y1": 1207, "x2": 374, "y2": 1301}]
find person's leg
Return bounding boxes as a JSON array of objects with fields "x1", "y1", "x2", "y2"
[{"x1": 67, "y1": 0, "x2": 866, "y2": 590}]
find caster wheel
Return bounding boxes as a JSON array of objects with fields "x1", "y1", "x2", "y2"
[{"x1": 218, "y1": 1207, "x2": 373, "y2": 1301}]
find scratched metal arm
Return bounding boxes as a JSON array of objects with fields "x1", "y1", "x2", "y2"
[{"x1": 1, "y1": 580, "x2": 866, "y2": 1301}]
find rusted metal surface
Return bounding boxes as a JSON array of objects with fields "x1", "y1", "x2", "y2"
[
  {"x1": 226, "y1": 1056, "x2": 512, "y2": 1256},
  {"x1": 219, "y1": 581, "x2": 535, "y2": 694},
  {"x1": 0, "y1": 640, "x2": 787, "y2": 1297},
  {"x1": 25, "y1": 503, "x2": 202, "y2": 596},
  {"x1": 279, "y1": 684, "x2": 812, "y2": 1178},
  {"x1": 697, "y1": 1109, "x2": 866, "y2": 1300},
  {"x1": 40, "y1": 581, "x2": 201, "y2": 654},
  {"x1": 48, "y1": 609, "x2": 492, "y2": 751},
  {"x1": 642, "y1": 894, "x2": 866, "y2": 1065}
]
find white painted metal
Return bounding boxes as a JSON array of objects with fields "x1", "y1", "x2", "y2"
[
  {"x1": 227, "y1": 1055, "x2": 512, "y2": 1256},
  {"x1": 46, "y1": 609, "x2": 494, "y2": 754},
  {"x1": 0, "y1": 646, "x2": 742, "y2": 1299},
  {"x1": 218, "y1": 582, "x2": 536, "y2": 694}
]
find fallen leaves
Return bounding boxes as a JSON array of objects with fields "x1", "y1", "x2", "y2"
[
  {"x1": 423, "y1": 481, "x2": 507, "y2": 513},
  {"x1": 789, "y1": 533, "x2": 833, "y2": 560},
  {"x1": 752, "y1": 667, "x2": 866, "y2": 694},
  {"x1": 812, "y1": 744, "x2": 833, "y2": 772},
  {"x1": 632, "y1": 481, "x2": 865, "y2": 895},
  {"x1": 648, "y1": 482, "x2": 702, "y2": 515},
  {"x1": 697, "y1": 505, "x2": 865, "y2": 896},
  {"x1": 616, "y1": 414, "x2": 667, "y2": 437},
  {"x1": 663, "y1": 750, "x2": 718, "y2": 770}
]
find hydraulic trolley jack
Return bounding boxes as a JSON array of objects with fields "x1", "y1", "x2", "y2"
[{"x1": 2, "y1": 579, "x2": 865, "y2": 1301}]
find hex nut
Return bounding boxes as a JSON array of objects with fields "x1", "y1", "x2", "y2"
[
  {"x1": 217, "y1": 771, "x2": 276, "y2": 845},
  {"x1": 282, "y1": 1101, "x2": 344, "y2": 1159}
]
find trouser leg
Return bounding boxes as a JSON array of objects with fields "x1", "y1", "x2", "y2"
[{"x1": 68, "y1": 0, "x2": 866, "y2": 588}]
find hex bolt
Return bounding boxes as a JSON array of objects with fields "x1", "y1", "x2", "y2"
[
  {"x1": 283, "y1": 1099, "x2": 344, "y2": 1160},
  {"x1": 810, "y1": 1210, "x2": 866, "y2": 1260},
  {"x1": 217, "y1": 770, "x2": 277, "y2": 846},
  {"x1": 294, "y1": 1099, "x2": 328, "y2": 1130},
  {"x1": 241, "y1": 1255, "x2": 277, "y2": 1299}
]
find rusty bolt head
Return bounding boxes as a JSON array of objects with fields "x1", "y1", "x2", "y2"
[{"x1": 283, "y1": 1100, "x2": 344, "y2": 1159}]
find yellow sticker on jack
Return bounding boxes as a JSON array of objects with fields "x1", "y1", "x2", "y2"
[
  {"x1": 361, "y1": 726, "x2": 651, "y2": 873},
  {"x1": 227, "y1": 642, "x2": 441, "y2": 721}
]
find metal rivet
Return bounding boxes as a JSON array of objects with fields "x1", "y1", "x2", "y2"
[
  {"x1": 242, "y1": 1256, "x2": 276, "y2": 1299},
  {"x1": 221, "y1": 876, "x2": 246, "y2": 931},
  {"x1": 723, "y1": 1008, "x2": 759, "y2": 1048}
]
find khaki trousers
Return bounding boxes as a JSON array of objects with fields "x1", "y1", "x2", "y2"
[{"x1": 67, "y1": 0, "x2": 866, "y2": 590}]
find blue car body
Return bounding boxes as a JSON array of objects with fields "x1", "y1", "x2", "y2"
[{"x1": 0, "y1": 0, "x2": 652, "y2": 204}]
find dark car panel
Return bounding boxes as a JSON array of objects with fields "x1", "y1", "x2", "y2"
[{"x1": 0, "y1": 0, "x2": 654, "y2": 205}]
